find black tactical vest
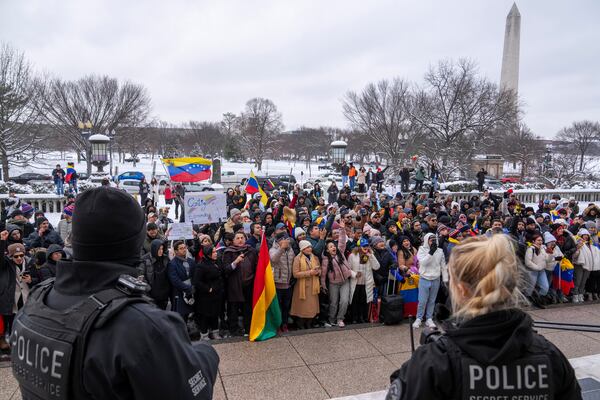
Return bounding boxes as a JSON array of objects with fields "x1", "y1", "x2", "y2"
[
  {"x1": 387, "y1": 330, "x2": 557, "y2": 400},
  {"x1": 11, "y1": 280, "x2": 151, "y2": 400},
  {"x1": 442, "y1": 336, "x2": 555, "y2": 400}
]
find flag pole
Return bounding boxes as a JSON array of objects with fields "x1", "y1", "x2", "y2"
[{"x1": 158, "y1": 157, "x2": 170, "y2": 180}]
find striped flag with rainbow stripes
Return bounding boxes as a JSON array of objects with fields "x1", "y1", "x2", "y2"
[{"x1": 249, "y1": 233, "x2": 282, "y2": 341}]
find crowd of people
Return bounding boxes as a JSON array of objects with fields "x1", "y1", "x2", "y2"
[{"x1": 2, "y1": 169, "x2": 600, "y2": 350}]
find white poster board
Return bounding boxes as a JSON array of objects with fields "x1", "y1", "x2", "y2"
[
  {"x1": 184, "y1": 192, "x2": 228, "y2": 224},
  {"x1": 168, "y1": 222, "x2": 194, "y2": 240}
]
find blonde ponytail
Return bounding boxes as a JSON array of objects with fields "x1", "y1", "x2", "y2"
[{"x1": 448, "y1": 234, "x2": 524, "y2": 319}]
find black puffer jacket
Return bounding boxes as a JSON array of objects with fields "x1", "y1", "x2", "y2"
[
  {"x1": 28, "y1": 243, "x2": 64, "y2": 286},
  {"x1": 138, "y1": 239, "x2": 171, "y2": 302},
  {"x1": 373, "y1": 247, "x2": 396, "y2": 286},
  {"x1": 222, "y1": 245, "x2": 258, "y2": 303},
  {"x1": 24, "y1": 228, "x2": 64, "y2": 249},
  {"x1": 0, "y1": 239, "x2": 17, "y2": 315},
  {"x1": 193, "y1": 258, "x2": 225, "y2": 317},
  {"x1": 387, "y1": 309, "x2": 581, "y2": 400}
]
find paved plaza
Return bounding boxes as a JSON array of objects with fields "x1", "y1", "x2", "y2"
[{"x1": 2, "y1": 303, "x2": 600, "y2": 400}]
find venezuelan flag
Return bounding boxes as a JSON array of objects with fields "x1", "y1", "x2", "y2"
[
  {"x1": 448, "y1": 237, "x2": 460, "y2": 245},
  {"x1": 245, "y1": 171, "x2": 268, "y2": 206},
  {"x1": 471, "y1": 219, "x2": 479, "y2": 234},
  {"x1": 162, "y1": 157, "x2": 211, "y2": 182},
  {"x1": 552, "y1": 258, "x2": 574, "y2": 296},
  {"x1": 65, "y1": 164, "x2": 76, "y2": 183},
  {"x1": 249, "y1": 233, "x2": 282, "y2": 341},
  {"x1": 399, "y1": 274, "x2": 419, "y2": 318}
]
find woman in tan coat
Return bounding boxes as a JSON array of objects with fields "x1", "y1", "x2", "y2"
[{"x1": 290, "y1": 240, "x2": 321, "y2": 329}]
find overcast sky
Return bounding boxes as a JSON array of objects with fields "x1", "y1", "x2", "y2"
[{"x1": 2, "y1": 0, "x2": 598, "y2": 137}]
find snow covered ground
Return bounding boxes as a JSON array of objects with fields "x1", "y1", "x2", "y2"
[
  {"x1": 9, "y1": 152, "x2": 329, "y2": 183},
  {"x1": 8, "y1": 151, "x2": 600, "y2": 228},
  {"x1": 9, "y1": 151, "x2": 600, "y2": 192}
]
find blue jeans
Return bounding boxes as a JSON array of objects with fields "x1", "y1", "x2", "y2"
[
  {"x1": 349, "y1": 177, "x2": 356, "y2": 190},
  {"x1": 342, "y1": 176, "x2": 348, "y2": 187},
  {"x1": 55, "y1": 180, "x2": 64, "y2": 195},
  {"x1": 69, "y1": 179, "x2": 78, "y2": 194},
  {"x1": 416, "y1": 277, "x2": 440, "y2": 320},
  {"x1": 527, "y1": 270, "x2": 549, "y2": 296}
]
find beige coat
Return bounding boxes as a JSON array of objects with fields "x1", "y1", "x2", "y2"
[
  {"x1": 290, "y1": 253, "x2": 321, "y2": 318},
  {"x1": 348, "y1": 252, "x2": 380, "y2": 303}
]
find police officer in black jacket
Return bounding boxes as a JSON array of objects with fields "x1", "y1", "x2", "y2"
[
  {"x1": 387, "y1": 234, "x2": 581, "y2": 400},
  {"x1": 11, "y1": 187, "x2": 219, "y2": 399}
]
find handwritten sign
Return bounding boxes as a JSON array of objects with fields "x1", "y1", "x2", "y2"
[
  {"x1": 184, "y1": 192, "x2": 227, "y2": 224},
  {"x1": 168, "y1": 222, "x2": 194, "y2": 240}
]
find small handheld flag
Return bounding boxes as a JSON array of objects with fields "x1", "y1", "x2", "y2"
[{"x1": 245, "y1": 171, "x2": 268, "y2": 206}]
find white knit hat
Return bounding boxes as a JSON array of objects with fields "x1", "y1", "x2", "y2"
[
  {"x1": 294, "y1": 227, "x2": 306, "y2": 239},
  {"x1": 543, "y1": 232, "x2": 557, "y2": 243},
  {"x1": 299, "y1": 240, "x2": 312, "y2": 251}
]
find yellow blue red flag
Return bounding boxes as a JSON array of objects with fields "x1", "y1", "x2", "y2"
[
  {"x1": 162, "y1": 157, "x2": 212, "y2": 182},
  {"x1": 245, "y1": 171, "x2": 268, "y2": 206}
]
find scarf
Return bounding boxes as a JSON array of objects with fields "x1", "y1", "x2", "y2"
[{"x1": 298, "y1": 253, "x2": 320, "y2": 300}]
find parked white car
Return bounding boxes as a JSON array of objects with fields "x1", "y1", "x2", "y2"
[
  {"x1": 119, "y1": 179, "x2": 141, "y2": 195},
  {"x1": 220, "y1": 171, "x2": 243, "y2": 185},
  {"x1": 183, "y1": 182, "x2": 225, "y2": 192}
]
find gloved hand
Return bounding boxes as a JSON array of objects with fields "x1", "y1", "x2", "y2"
[{"x1": 429, "y1": 242, "x2": 437, "y2": 255}]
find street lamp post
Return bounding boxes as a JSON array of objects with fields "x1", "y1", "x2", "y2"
[
  {"x1": 106, "y1": 129, "x2": 116, "y2": 177},
  {"x1": 89, "y1": 134, "x2": 110, "y2": 172},
  {"x1": 77, "y1": 121, "x2": 93, "y2": 165},
  {"x1": 330, "y1": 140, "x2": 348, "y2": 170}
]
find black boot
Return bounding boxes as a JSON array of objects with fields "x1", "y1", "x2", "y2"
[{"x1": 530, "y1": 292, "x2": 546, "y2": 309}]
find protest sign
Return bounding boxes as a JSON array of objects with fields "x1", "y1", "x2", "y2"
[
  {"x1": 183, "y1": 192, "x2": 227, "y2": 224},
  {"x1": 168, "y1": 222, "x2": 194, "y2": 240}
]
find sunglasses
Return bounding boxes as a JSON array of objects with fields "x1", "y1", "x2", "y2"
[{"x1": 13, "y1": 254, "x2": 24, "y2": 259}]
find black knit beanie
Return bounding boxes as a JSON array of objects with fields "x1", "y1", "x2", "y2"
[{"x1": 72, "y1": 187, "x2": 145, "y2": 266}]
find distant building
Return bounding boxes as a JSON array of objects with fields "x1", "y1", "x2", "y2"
[{"x1": 472, "y1": 154, "x2": 504, "y2": 178}]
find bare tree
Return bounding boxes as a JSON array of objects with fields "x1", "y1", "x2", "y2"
[
  {"x1": 220, "y1": 112, "x2": 243, "y2": 161},
  {"x1": 0, "y1": 43, "x2": 44, "y2": 181},
  {"x1": 147, "y1": 120, "x2": 183, "y2": 158},
  {"x1": 541, "y1": 150, "x2": 588, "y2": 188},
  {"x1": 220, "y1": 112, "x2": 238, "y2": 137},
  {"x1": 343, "y1": 78, "x2": 414, "y2": 169},
  {"x1": 279, "y1": 127, "x2": 331, "y2": 165},
  {"x1": 500, "y1": 123, "x2": 545, "y2": 180},
  {"x1": 345, "y1": 129, "x2": 373, "y2": 164},
  {"x1": 187, "y1": 121, "x2": 223, "y2": 158},
  {"x1": 238, "y1": 98, "x2": 283, "y2": 171},
  {"x1": 36, "y1": 75, "x2": 151, "y2": 174},
  {"x1": 115, "y1": 116, "x2": 151, "y2": 168},
  {"x1": 556, "y1": 120, "x2": 600, "y2": 171},
  {"x1": 411, "y1": 59, "x2": 517, "y2": 177}
]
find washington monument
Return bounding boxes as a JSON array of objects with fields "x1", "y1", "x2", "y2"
[{"x1": 500, "y1": 3, "x2": 521, "y2": 93}]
